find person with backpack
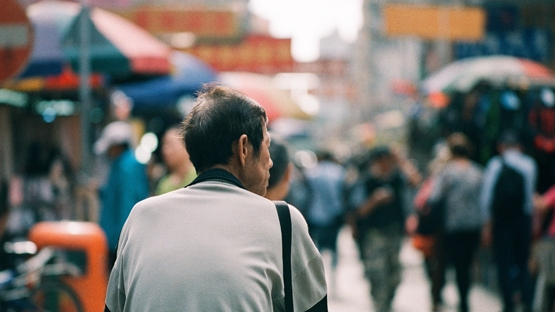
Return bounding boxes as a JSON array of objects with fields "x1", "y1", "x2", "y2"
[{"x1": 480, "y1": 130, "x2": 538, "y2": 312}]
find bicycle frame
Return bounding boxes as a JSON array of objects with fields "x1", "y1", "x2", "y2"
[{"x1": 0, "y1": 244, "x2": 83, "y2": 311}]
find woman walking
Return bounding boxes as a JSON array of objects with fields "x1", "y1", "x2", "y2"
[{"x1": 426, "y1": 133, "x2": 484, "y2": 312}]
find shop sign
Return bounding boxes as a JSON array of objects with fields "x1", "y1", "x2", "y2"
[
  {"x1": 455, "y1": 29, "x2": 551, "y2": 64},
  {"x1": 183, "y1": 35, "x2": 293, "y2": 73},
  {"x1": 34, "y1": 100, "x2": 76, "y2": 116},
  {"x1": 383, "y1": 4, "x2": 486, "y2": 41},
  {"x1": 0, "y1": 88, "x2": 28, "y2": 107}
]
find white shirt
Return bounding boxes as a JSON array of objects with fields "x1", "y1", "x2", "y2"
[{"x1": 105, "y1": 180, "x2": 327, "y2": 311}]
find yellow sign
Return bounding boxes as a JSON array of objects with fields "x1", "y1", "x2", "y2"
[{"x1": 383, "y1": 4, "x2": 485, "y2": 41}]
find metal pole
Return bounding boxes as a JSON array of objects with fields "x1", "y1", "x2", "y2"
[{"x1": 79, "y1": 3, "x2": 92, "y2": 176}]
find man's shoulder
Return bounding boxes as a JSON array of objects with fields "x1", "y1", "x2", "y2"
[
  {"x1": 285, "y1": 202, "x2": 308, "y2": 224},
  {"x1": 136, "y1": 187, "x2": 190, "y2": 205}
]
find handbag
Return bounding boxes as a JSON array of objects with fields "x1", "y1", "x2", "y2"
[
  {"x1": 411, "y1": 234, "x2": 435, "y2": 258},
  {"x1": 416, "y1": 197, "x2": 446, "y2": 235},
  {"x1": 414, "y1": 178, "x2": 446, "y2": 235}
]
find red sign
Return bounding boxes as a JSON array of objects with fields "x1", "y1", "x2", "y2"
[
  {"x1": 183, "y1": 35, "x2": 294, "y2": 73},
  {"x1": 0, "y1": 0, "x2": 33, "y2": 82},
  {"x1": 114, "y1": 6, "x2": 242, "y2": 40}
]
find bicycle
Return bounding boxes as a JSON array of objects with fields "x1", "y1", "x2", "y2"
[{"x1": 0, "y1": 241, "x2": 85, "y2": 312}]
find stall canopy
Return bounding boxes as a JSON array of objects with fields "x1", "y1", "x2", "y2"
[
  {"x1": 116, "y1": 51, "x2": 218, "y2": 110},
  {"x1": 218, "y1": 71, "x2": 312, "y2": 123},
  {"x1": 18, "y1": 0, "x2": 171, "y2": 78},
  {"x1": 421, "y1": 55, "x2": 555, "y2": 95}
]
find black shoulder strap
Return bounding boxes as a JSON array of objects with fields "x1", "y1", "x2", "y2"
[{"x1": 274, "y1": 200, "x2": 293, "y2": 312}]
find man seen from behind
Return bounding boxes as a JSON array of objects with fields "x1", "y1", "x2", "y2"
[{"x1": 105, "y1": 85, "x2": 328, "y2": 311}]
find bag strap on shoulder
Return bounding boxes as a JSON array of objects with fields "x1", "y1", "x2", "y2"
[{"x1": 274, "y1": 200, "x2": 293, "y2": 312}]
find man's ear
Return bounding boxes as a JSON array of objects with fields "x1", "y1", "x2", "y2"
[{"x1": 236, "y1": 134, "x2": 249, "y2": 166}]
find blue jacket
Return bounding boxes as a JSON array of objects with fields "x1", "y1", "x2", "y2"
[{"x1": 100, "y1": 149, "x2": 149, "y2": 251}]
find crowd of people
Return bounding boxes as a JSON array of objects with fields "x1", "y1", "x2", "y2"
[
  {"x1": 408, "y1": 80, "x2": 555, "y2": 312},
  {"x1": 1, "y1": 84, "x2": 555, "y2": 311},
  {"x1": 407, "y1": 129, "x2": 555, "y2": 312}
]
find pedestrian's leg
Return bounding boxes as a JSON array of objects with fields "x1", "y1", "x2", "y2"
[
  {"x1": 493, "y1": 226, "x2": 516, "y2": 312},
  {"x1": 362, "y1": 230, "x2": 392, "y2": 312},
  {"x1": 431, "y1": 233, "x2": 447, "y2": 310},
  {"x1": 546, "y1": 284, "x2": 555, "y2": 312},
  {"x1": 515, "y1": 218, "x2": 533, "y2": 310},
  {"x1": 448, "y1": 231, "x2": 480, "y2": 312},
  {"x1": 328, "y1": 222, "x2": 341, "y2": 270},
  {"x1": 386, "y1": 233, "x2": 403, "y2": 307},
  {"x1": 321, "y1": 224, "x2": 339, "y2": 295}
]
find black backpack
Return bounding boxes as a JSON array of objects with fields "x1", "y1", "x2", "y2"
[{"x1": 491, "y1": 160, "x2": 525, "y2": 224}]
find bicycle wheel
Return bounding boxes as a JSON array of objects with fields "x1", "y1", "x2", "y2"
[{"x1": 30, "y1": 280, "x2": 84, "y2": 312}]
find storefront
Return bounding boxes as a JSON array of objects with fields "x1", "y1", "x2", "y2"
[{"x1": 0, "y1": 88, "x2": 94, "y2": 180}]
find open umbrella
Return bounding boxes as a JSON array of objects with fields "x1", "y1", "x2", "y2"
[
  {"x1": 117, "y1": 51, "x2": 218, "y2": 110},
  {"x1": 421, "y1": 55, "x2": 555, "y2": 95},
  {"x1": 18, "y1": 0, "x2": 171, "y2": 78},
  {"x1": 218, "y1": 72, "x2": 312, "y2": 123}
]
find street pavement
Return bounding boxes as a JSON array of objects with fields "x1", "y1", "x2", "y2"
[{"x1": 325, "y1": 227, "x2": 503, "y2": 312}]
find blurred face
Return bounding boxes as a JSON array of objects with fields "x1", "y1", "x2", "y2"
[
  {"x1": 243, "y1": 128, "x2": 273, "y2": 196},
  {"x1": 372, "y1": 155, "x2": 397, "y2": 178},
  {"x1": 113, "y1": 97, "x2": 132, "y2": 121},
  {"x1": 161, "y1": 129, "x2": 191, "y2": 171}
]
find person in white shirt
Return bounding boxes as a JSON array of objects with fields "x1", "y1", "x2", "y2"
[{"x1": 105, "y1": 85, "x2": 328, "y2": 312}]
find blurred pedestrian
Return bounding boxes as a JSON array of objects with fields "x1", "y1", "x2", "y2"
[
  {"x1": 154, "y1": 125, "x2": 196, "y2": 195},
  {"x1": 343, "y1": 152, "x2": 372, "y2": 260},
  {"x1": 303, "y1": 149, "x2": 347, "y2": 287},
  {"x1": 105, "y1": 86, "x2": 328, "y2": 312},
  {"x1": 284, "y1": 154, "x2": 313, "y2": 218},
  {"x1": 425, "y1": 132, "x2": 484, "y2": 312},
  {"x1": 534, "y1": 184, "x2": 555, "y2": 240},
  {"x1": 352, "y1": 145, "x2": 421, "y2": 312},
  {"x1": 481, "y1": 130, "x2": 538, "y2": 312},
  {"x1": 264, "y1": 135, "x2": 293, "y2": 201},
  {"x1": 94, "y1": 121, "x2": 149, "y2": 268},
  {"x1": 406, "y1": 143, "x2": 451, "y2": 282},
  {"x1": 531, "y1": 184, "x2": 555, "y2": 312},
  {"x1": 110, "y1": 90, "x2": 134, "y2": 123},
  {"x1": 46, "y1": 146, "x2": 76, "y2": 220},
  {"x1": 0, "y1": 178, "x2": 10, "y2": 271},
  {"x1": 21, "y1": 142, "x2": 57, "y2": 224},
  {"x1": 91, "y1": 91, "x2": 138, "y2": 193}
]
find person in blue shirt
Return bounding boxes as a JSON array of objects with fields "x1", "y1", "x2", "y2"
[
  {"x1": 94, "y1": 121, "x2": 149, "y2": 268},
  {"x1": 303, "y1": 149, "x2": 346, "y2": 286}
]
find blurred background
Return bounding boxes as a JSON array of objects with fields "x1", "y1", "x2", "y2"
[
  {"x1": 2, "y1": 0, "x2": 554, "y2": 182},
  {"x1": 1, "y1": 0, "x2": 555, "y2": 310}
]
